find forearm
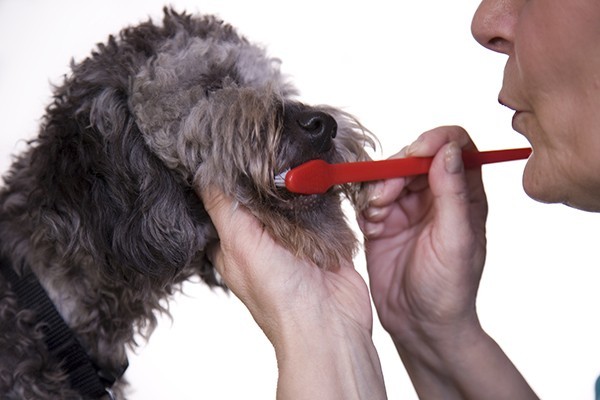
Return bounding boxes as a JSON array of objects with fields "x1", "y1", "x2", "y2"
[
  {"x1": 395, "y1": 320, "x2": 538, "y2": 399},
  {"x1": 274, "y1": 319, "x2": 387, "y2": 400}
]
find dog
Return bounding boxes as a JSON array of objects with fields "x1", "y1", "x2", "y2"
[{"x1": 0, "y1": 8, "x2": 375, "y2": 399}]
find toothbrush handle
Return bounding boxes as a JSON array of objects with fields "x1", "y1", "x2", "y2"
[
  {"x1": 330, "y1": 148, "x2": 532, "y2": 185},
  {"x1": 330, "y1": 157, "x2": 432, "y2": 185},
  {"x1": 462, "y1": 147, "x2": 532, "y2": 167}
]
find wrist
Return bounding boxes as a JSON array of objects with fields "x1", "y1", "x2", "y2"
[
  {"x1": 274, "y1": 317, "x2": 386, "y2": 400},
  {"x1": 392, "y1": 312, "x2": 485, "y2": 370},
  {"x1": 274, "y1": 312, "x2": 372, "y2": 360},
  {"x1": 393, "y1": 317, "x2": 537, "y2": 399}
]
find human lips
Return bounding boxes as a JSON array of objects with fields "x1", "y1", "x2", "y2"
[
  {"x1": 511, "y1": 111, "x2": 527, "y2": 134},
  {"x1": 498, "y1": 97, "x2": 528, "y2": 135},
  {"x1": 498, "y1": 96, "x2": 518, "y2": 112}
]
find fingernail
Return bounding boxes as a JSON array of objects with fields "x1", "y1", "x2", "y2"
[
  {"x1": 365, "y1": 206, "x2": 384, "y2": 220},
  {"x1": 363, "y1": 222, "x2": 383, "y2": 238},
  {"x1": 406, "y1": 135, "x2": 423, "y2": 156},
  {"x1": 368, "y1": 181, "x2": 385, "y2": 203},
  {"x1": 445, "y1": 142, "x2": 464, "y2": 174}
]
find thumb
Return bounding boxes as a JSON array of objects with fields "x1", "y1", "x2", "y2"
[
  {"x1": 430, "y1": 141, "x2": 468, "y2": 198},
  {"x1": 197, "y1": 186, "x2": 262, "y2": 280},
  {"x1": 199, "y1": 186, "x2": 260, "y2": 243},
  {"x1": 428, "y1": 141, "x2": 484, "y2": 258},
  {"x1": 199, "y1": 186, "x2": 234, "y2": 235}
]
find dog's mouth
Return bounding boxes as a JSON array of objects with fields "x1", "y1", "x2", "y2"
[
  {"x1": 274, "y1": 184, "x2": 333, "y2": 213},
  {"x1": 272, "y1": 147, "x2": 340, "y2": 209}
]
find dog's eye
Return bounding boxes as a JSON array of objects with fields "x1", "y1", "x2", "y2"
[
  {"x1": 198, "y1": 72, "x2": 225, "y2": 97},
  {"x1": 204, "y1": 82, "x2": 223, "y2": 97}
]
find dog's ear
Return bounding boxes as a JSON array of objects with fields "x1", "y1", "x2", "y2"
[
  {"x1": 107, "y1": 134, "x2": 203, "y2": 280},
  {"x1": 30, "y1": 85, "x2": 215, "y2": 285},
  {"x1": 92, "y1": 90, "x2": 216, "y2": 282}
]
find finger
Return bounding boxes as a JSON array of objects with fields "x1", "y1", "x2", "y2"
[
  {"x1": 406, "y1": 125, "x2": 477, "y2": 158},
  {"x1": 408, "y1": 125, "x2": 483, "y2": 250},
  {"x1": 198, "y1": 186, "x2": 235, "y2": 234},
  {"x1": 206, "y1": 240, "x2": 226, "y2": 278},
  {"x1": 361, "y1": 204, "x2": 392, "y2": 223},
  {"x1": 199, "y1": 186, "x2": 261, "y2": 244},
  {"x1": 358, "y1": 218, "x2": 385, "y2": 239},
  {"x1": 405, "y1": 174, "x2": 429, "y2": 194},
  {"x1": 198, "y1": 186, "x2": 269, "y2": 284},
  {"x1": 428, "y1": 141, "x2": 483, "y2": 257},
  {"x1": 367, "y1": 127, "x2": 474, "y2": 208},
  {"x1": 366, "y1": 147, "x2": 411, "y2": 208},
  {"x1": 198, "y1": 188, "x2": 242, "y2": 282},
  {"x1": 366, "y1": 177, "x2": 406, "y2": 208}
]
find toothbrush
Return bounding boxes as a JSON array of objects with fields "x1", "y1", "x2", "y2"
[{"x1": 275, "y1": 147, "x2": 532, "y2": 195}]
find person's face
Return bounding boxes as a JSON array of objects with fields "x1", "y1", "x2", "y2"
[{"x1": 472, "y1": 0, "x2": 600, "y2": 211}]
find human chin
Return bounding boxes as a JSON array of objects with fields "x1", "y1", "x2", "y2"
[
  {"x1": 520, "y1": 148, "x2": 596, "y2": 211},
  {"x1": 521, "y1": 150, "x2": 566, "y2": 206}
]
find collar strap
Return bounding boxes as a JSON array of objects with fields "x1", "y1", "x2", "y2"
[{"x1": 0, "y1": 257, "x2": 128, "y2": 399}]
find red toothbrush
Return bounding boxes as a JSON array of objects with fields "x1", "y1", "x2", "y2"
[{"x1": 275, "y1": 147, "x2": 532, "y2": 195}]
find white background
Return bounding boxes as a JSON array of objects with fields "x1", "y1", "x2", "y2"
[{"x1": 1, "y1": 1, "x2": 599, "y2": 399}]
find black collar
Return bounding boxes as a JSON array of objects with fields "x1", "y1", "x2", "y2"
[{"x1": 0, "y1": 257, "x2": 128, "y2": 399}]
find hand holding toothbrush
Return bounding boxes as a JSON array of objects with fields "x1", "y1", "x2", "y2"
[{"x1": 359, "y1": 126, "x2": 536, "y2": 399}]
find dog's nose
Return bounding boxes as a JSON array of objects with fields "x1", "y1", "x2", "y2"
[{"x1": 296, "y1": 111, "x2": 337, "y2": 152}]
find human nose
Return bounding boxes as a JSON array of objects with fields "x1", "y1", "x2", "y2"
[{"x1": 471, "y1": 0, "x2": 519, "y2": 55}]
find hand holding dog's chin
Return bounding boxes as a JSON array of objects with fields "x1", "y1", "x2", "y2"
[
  {"x1": 200, "y1": 186, "x2": 373, "y2": 335},
  {"x1": 200, "y1": 186, "x2": 387, "y2": 399},
  {"x1": 359, "y1": 127, "x2": 489, "y2": 355}
]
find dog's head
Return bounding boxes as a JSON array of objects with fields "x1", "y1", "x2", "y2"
[
  {"x1": 130, "y1": 13, "x2": 374, "y2": 205},
  {"x1": 129, "y1": 10, "x2": 376, "y2": 271},
  {"x1": 11, "y1": 9, "x2": 374, "y2": 288}
]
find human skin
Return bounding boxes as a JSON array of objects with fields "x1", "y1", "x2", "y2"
[
  {"x1": 198, "y1": 1, "x2": 600, "y2": 398},
  {"x1": 476, "y1": 0, "x2": 600, "y2": 211},
  {"x1": 360, "y1": 127, "x2": 538, "y2": 399},
  {"x1": 200, "y1": 188, "x2": 387, "y2": 400},
  {"x1": 360, "y1": 0, "x2": 600, "y2": 398}
]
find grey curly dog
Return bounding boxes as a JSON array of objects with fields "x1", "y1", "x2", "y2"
[{"x1": 0, "y1": 8, "x2": 375, "y2": 399}]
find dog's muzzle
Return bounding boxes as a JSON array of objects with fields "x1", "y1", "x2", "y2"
[{"x1": 275, "y1": 108, "x2": 341, "y2": 194}]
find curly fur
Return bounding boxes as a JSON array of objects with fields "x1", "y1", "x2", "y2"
[{"x1": 0, "y1": 8, "x2": 375, "y2": 399}]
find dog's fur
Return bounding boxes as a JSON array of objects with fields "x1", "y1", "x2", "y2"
[{"x1": 0, "y1": 9, "x2": 374, "y2": 399}]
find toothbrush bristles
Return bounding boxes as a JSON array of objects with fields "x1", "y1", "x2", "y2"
[{"x1": 274, "y1": 169, "x2": 289, "y2": 187}]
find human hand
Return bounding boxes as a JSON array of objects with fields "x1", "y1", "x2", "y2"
[
  {"x1": 200, "y1": 187, "x2": 373, "y2": 341},
  {"x1": 359, "y1": 128, "x2": 540, "y2": 399},
  {"x1": 359, "y1": 126, "x2": 488, "y2": 346},
  {"x1": 199, "y1": 188, "x2": 387, "y2": 399}
]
